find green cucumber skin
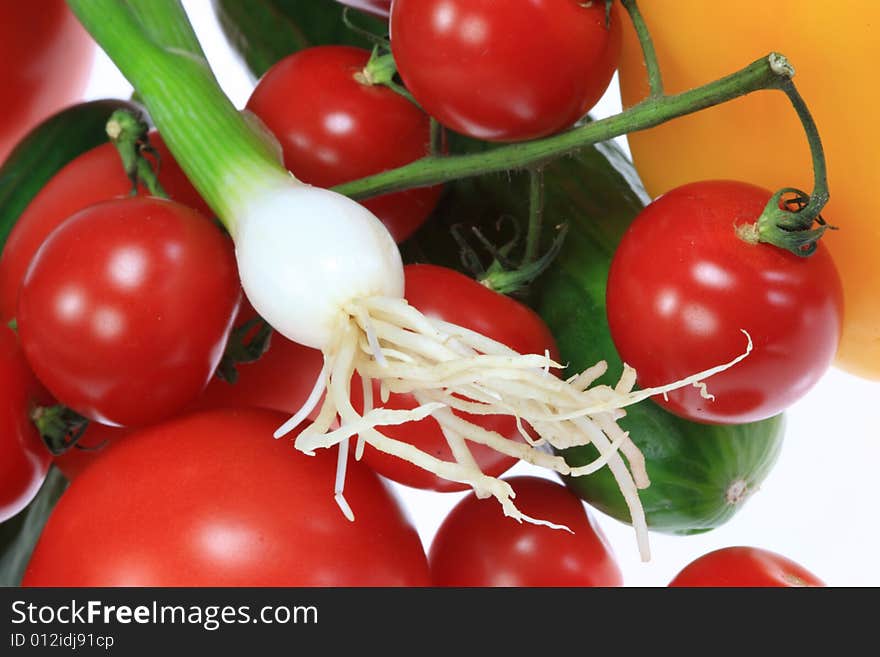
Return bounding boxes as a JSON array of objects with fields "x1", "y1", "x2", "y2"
[
  {"x1": 213, "y1": 0, "x2": 387, "y2": 79},
  {"x1": 407, "y1": 138, "x2": 785, "y2": 536},
  {"x1": 0, "y1": 98, "x2": 141, "y2": 251}
]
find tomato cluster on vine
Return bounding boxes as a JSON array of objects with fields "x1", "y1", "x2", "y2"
[{"x1": 0, "y1": 0, "x2": 840, "y2": 588}]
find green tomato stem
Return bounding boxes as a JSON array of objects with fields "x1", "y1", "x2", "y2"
[
  {"x1": 429, "y1": 118, "x2": 444, "y2": 157},
  {"x1": 105, "y1": 109, "x2": 168, "y2": 198},
  {"x1": 523, "y1": 167, "x2": 545, "y2": 266},
  {"x1": 620, "y1": 0, "x2": 664, "y2": 98},
  {"x1": 335, "y1": 55, "x2": 795, "y2": 199},
  {"x1": 747, "y1": 78, "x2": 831, "y2": 256}
]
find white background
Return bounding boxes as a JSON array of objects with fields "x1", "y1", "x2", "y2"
[{"x1": 80, "y1": 2, "x2": 880, "y2": 587}]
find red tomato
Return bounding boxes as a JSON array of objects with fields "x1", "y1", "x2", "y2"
[
  {"x1": 0, "y1": 1, "x2": 94, "y2": 161},
  {"x1": 0, "y1": 132, "x2": 210, "y2": 322},
  {"x1": 352, "y1": 264, "x2": 558, "y2": 491},
  {"x1": 246, "y1": 45, "x2": 441, "y2": 243},
  {"x1": 429, "y1": 476, "x2": 622, "y2": 586},
  {"x1": 335, "y1": 0, "x2": 390, "y2": 18},
  {"x1": 193, "y1": 298, "x2": 324, "y2": 415},
  {"x1": 55, "y1": 298, "x2": 323, "y2": 479},
  {"x1": 17, "y1": 197, "x2": 240, "y2": 427},
  {"x1": 605, "y1": 181, "x2": 843, "y2": 424},
  {"x1": 0, "y1": 326, "x2": 53, "y2": 522},
  {"x1": 390, "y1": 0, "x2": 621, "y2": 142},
  {"x1": 23, "y1": 409, "x2": 430, "y2": 586},
  {"x1": 668, "y1": 546, "x2": 825, "y2": 587}
]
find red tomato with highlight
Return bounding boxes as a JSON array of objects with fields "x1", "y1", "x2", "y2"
[
  {"x1": 390, "y1": 0, "x2": 622, "y2": 142},
  {"x1": 17, "y1": 197, "x2": 240, "y2": 427},
  {"x1": 668, "y1": 546, "x2": 825, "y2": 587},
  {"x1": 23, "y1": 409, "x2": 430, "y2": 586},
  {"x1": 0, "y1": 133, "x2": 210, "y2": 322},
  {"x1": 0, "y1": 326, "x2": 53, "y2": 522},
  {"x1": 0, "y1": 1, "x2": 94, "y2": 161},
  {"x1": 352, "y1": 265, "x2": 558, "y2": 492},
  {"x1": 429, "y1": 476, "x2": 622, "y2": 587},
  {"x1": 247, "y1": 45, "x2": 441, "y2": 242},
  {"x1": 56, "y1": 299, "x2": 323, "y2": 479},
  {"x1": 606, "y1": 181, "x2": 843, "y2": 424}
]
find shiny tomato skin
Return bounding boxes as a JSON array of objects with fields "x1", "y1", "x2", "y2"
[
  {"x1": 17, "y1": 197, "x2": 240, "y2": 427},
  {"x1": 0, "y1": 2, "x2": 94, "y2": 162},
  {"x1": 246, "y1": 46, "x2": 441, "y2": 243},
  {"x1": 668, "y1": 546, "x2": 825, "y2": 587},
  {"x1": 429, "y1": 476, "x2": 623, "y2": 587},
  {"x1": 0, "y1": 133, "x2": 210, "y2": 322},
  {"x1": 56, "y1": 299, "x2": 324, "y2": 479},
  {"x1": 606, "y1": 181, "x2": 843, "y2": 424},
  {"x1": 390, "y1": 0, "x2": 622, "y2": 142},
  {"x1": 23, "y1": 409, "x2": 431, "y2": 587},
  {"x1": 353, "y1": 264, "x2": 559, "y2": 492},
  {"x1": 0, "y1": 326, "x2": 53, "y2": 522}
]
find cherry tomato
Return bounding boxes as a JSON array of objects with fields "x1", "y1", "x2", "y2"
[
  {"x1": 193, "y1": 298, "x2": 324, "y2": 415},
  {"x1": 390, "y1": 0, "x2": 621, "y2": 142},
  {"x1": 605, "y1": 181, "x2": 843, "y2": 424},
  {"x1": 668, "y1": 546, "x2": 825, "y2": 587},
  {"x1": 23, "y1": 409, "x2": 431, "y2": 586},
  {"x1": 17, "y1": 197, "x2": 240, "y2": 427},
  {"x1": 351, "y1": 264, "x2": 558, "y2": 491},
  {"x1": 56, "y1": 298, "x2": 324, "y2": 478},
  {"x1": 0, "y1": 132, "x2": 210, "y2": 322},
  {"x1": 429, "y1": 476, "x2": 622, "y2": 587},
  {"x1": 0, "y1": 1, "x2": 94, "y2": 161},
  {"x1": 246, "y1": 45, "x2": 441, "y2": 243},
  {"x1": 0, "y1": 326, "x2": 53, "y2": 522}
]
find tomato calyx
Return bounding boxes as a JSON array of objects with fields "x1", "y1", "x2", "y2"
[
  {"x1": 105, "y1": 109, "x2": 167, "y2": 199},
  {"x1": 31, "y1": 404, "x2": 90, "y2": 456},
  {"x1": 214, "y1": 315, "x2": 273, "y2": 384},
  {"x1": 737, "y1": 187, "x2": 834, "y2": 257},
  {"x1": 355, "y1": 48, "x2": 397, "y2": 87},
  {"x1": 354, "y1": 45, "x2": 422, "y2": 110},
  {"x1": 452, "y1": 217, "x2": 569, "y2": 297}
]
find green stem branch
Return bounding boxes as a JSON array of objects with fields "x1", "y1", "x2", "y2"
[
  {"x1": 523, "y1": 168, "x2": 545, "y2": 265},
  {"x1": 620, "y1": 0, "x2": 663, "y2": 97},
  {"x1": 779, "y1": 79, "x2": 828, "y2": 214},
  {"x1": 335, "y1": 55, "x2": 792, "y2": 199}
]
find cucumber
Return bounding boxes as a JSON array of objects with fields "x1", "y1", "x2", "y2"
[
  {"x1": 0, "y1": 98, "x2": 141, "y2": 251},
  {"x1": 213, "y1": 0, "x2": 388, "y2": 78},
  {"x1": 406, "y1": 137, "x2": 785, "y2": 536}
]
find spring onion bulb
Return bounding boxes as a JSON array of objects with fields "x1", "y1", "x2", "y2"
[{"x1": 69, "y1": 0, "x2": 752, "y2": 561}]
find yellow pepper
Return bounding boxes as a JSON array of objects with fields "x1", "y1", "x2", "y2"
[{"x1": 618, "y1": 1, "x2": 880, "y2": 379}]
